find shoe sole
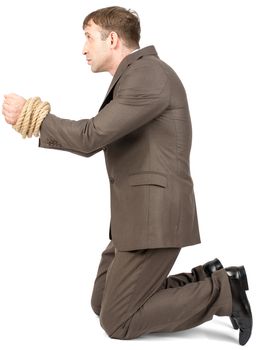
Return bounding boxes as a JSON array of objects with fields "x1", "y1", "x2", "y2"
[
  {"x1": 230, "y1": 265, "x2": 249, "y2": 329},
  {"x1": 229, "y1": 266, "x2": 252, "y2": 345}
]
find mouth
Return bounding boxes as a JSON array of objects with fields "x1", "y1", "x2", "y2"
[{"x1": 87, "y1": 59, "x2": 92, "y2": 65}]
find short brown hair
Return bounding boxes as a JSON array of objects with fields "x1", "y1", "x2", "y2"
[{"x1": 82, "y1": 6, "x2": 140, "y2": 49}]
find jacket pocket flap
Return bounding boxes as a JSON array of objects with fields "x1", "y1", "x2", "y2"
[{"x1": 128, "y1": 172, "x2": 167, "y2": 187}]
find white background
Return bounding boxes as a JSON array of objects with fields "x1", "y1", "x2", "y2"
[{"x1": 0, "y1": 0, "x2": 255, "y2": 349}]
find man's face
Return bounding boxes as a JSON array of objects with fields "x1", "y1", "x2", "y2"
[{"x1": 83, "y1": 20, "x2": 112, "y2": 73}]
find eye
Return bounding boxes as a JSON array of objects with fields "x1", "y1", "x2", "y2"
[{"x1": 84, "y1": 33, "x2": 91, "y2": 40}]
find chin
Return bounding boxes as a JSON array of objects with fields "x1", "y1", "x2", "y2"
[
  {"x1": 91, "y1": 67, "x2": 99, "y2": 73},
  {"x1": 91, "y1": 65, "x2": 106, "y2": 73}
]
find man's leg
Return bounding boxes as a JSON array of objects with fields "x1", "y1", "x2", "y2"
[
  {"x1": 160, "y1": 264, "x2": 207, "y2": 289},
  {"x1": 91, "y1": 242, "x2": 220, "y2": 314},
  {"x1": 91, "y1": 241, "x2": 115, "y2": 316},
  {"x1": 99, "y1": 248, "x2": 232, "y2": 340},
  {"x1": 159, "y1": 258, "x2": 222, "y2": 289},
  {"x1": 90, "y1": 241, "x2": 205, "y2": 316}
]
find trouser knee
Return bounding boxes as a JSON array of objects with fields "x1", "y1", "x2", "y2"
[
  {"x1": 100, "y1": 310, "x2": 123, "y2": 338},
  {"x1": 99, "y1": 310, "x2": 136, "y2": 340}
]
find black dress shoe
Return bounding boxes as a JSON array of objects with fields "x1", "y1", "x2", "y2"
[
  {"x1": 225, "y1": 266, "x2": 253, "y2": 346},
  {"x1": 203, "y1": 258, "x2": 223, "y2": 277}
]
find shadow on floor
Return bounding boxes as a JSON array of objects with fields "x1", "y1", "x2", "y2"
[{"x1": 132, "y1": 318, "x2": 237, "y2": 344}]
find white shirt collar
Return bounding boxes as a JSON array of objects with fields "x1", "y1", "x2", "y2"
[{"x1": 130, "y1": 48, "x2": 140, "y2": 54}]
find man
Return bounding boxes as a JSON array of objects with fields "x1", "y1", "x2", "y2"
[{"x1": 2, "y1": 6, "x2": 252, "y2": 344}]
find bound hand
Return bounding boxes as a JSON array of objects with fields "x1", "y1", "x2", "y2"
[{"x1": 2, "y1": 93, "x2": 27, "y2": 125}]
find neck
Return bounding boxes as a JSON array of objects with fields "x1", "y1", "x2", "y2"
[{"x1": 109, "y1": 46, "x2": 139, "y2": 76}]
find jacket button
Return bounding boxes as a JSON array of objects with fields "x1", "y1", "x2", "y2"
[{"x1": 109, "y1": 177, "x2": 115, "y2": 183}]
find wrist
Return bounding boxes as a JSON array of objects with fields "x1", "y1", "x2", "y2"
[{"x1": 13, "y1": 97, "x2": 51, "y2": 138}]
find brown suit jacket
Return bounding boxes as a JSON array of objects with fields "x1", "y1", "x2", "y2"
[{"x1": 39, "y1": 45, "x2": 201, "y2": 251}]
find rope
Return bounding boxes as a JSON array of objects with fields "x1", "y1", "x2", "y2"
[{"x1": 13, "y1": 97, "x2": 51, "y2": 138}]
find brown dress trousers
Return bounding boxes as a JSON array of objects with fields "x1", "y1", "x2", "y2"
[{"x1": 91, "y1": 241, "x2": 232, "y2": 339}]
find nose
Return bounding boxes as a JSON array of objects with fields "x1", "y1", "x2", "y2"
[{"x1": 82, "y1": 41, "x2": 88, "y2": 55}]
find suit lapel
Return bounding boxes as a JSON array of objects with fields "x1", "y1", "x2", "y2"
[{"x1": 99, "y1": 45, "x2": 158, "y2": 111}]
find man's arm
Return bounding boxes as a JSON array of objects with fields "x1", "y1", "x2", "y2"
[
  {"x1": 3, "y1": 62, "x2": 169, "y2": 157},
  {"x1": 38, "y1": 63, "x2": 169, "y2": 156}
]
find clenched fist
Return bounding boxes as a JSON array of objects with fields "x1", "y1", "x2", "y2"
[{"x1": 2, "y1": 93, "x2": 27, "y2": 125}]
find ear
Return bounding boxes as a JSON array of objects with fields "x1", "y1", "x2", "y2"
[{"x1": 108, "y1": 31, "x2": 119, "y2": 48}]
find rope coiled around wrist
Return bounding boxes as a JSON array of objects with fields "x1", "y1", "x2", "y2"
[{"x1": 13, "y1": 97, "x2": 51, "y2": 138}]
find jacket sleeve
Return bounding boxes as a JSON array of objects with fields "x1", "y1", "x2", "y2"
[{"x1": 38, "y1": 63, "x2": 169, "y2": 157}]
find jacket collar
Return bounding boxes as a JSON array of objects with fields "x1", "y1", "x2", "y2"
[{"x1": 99, "y1": 45, "x2": 158, "y2": 110}]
